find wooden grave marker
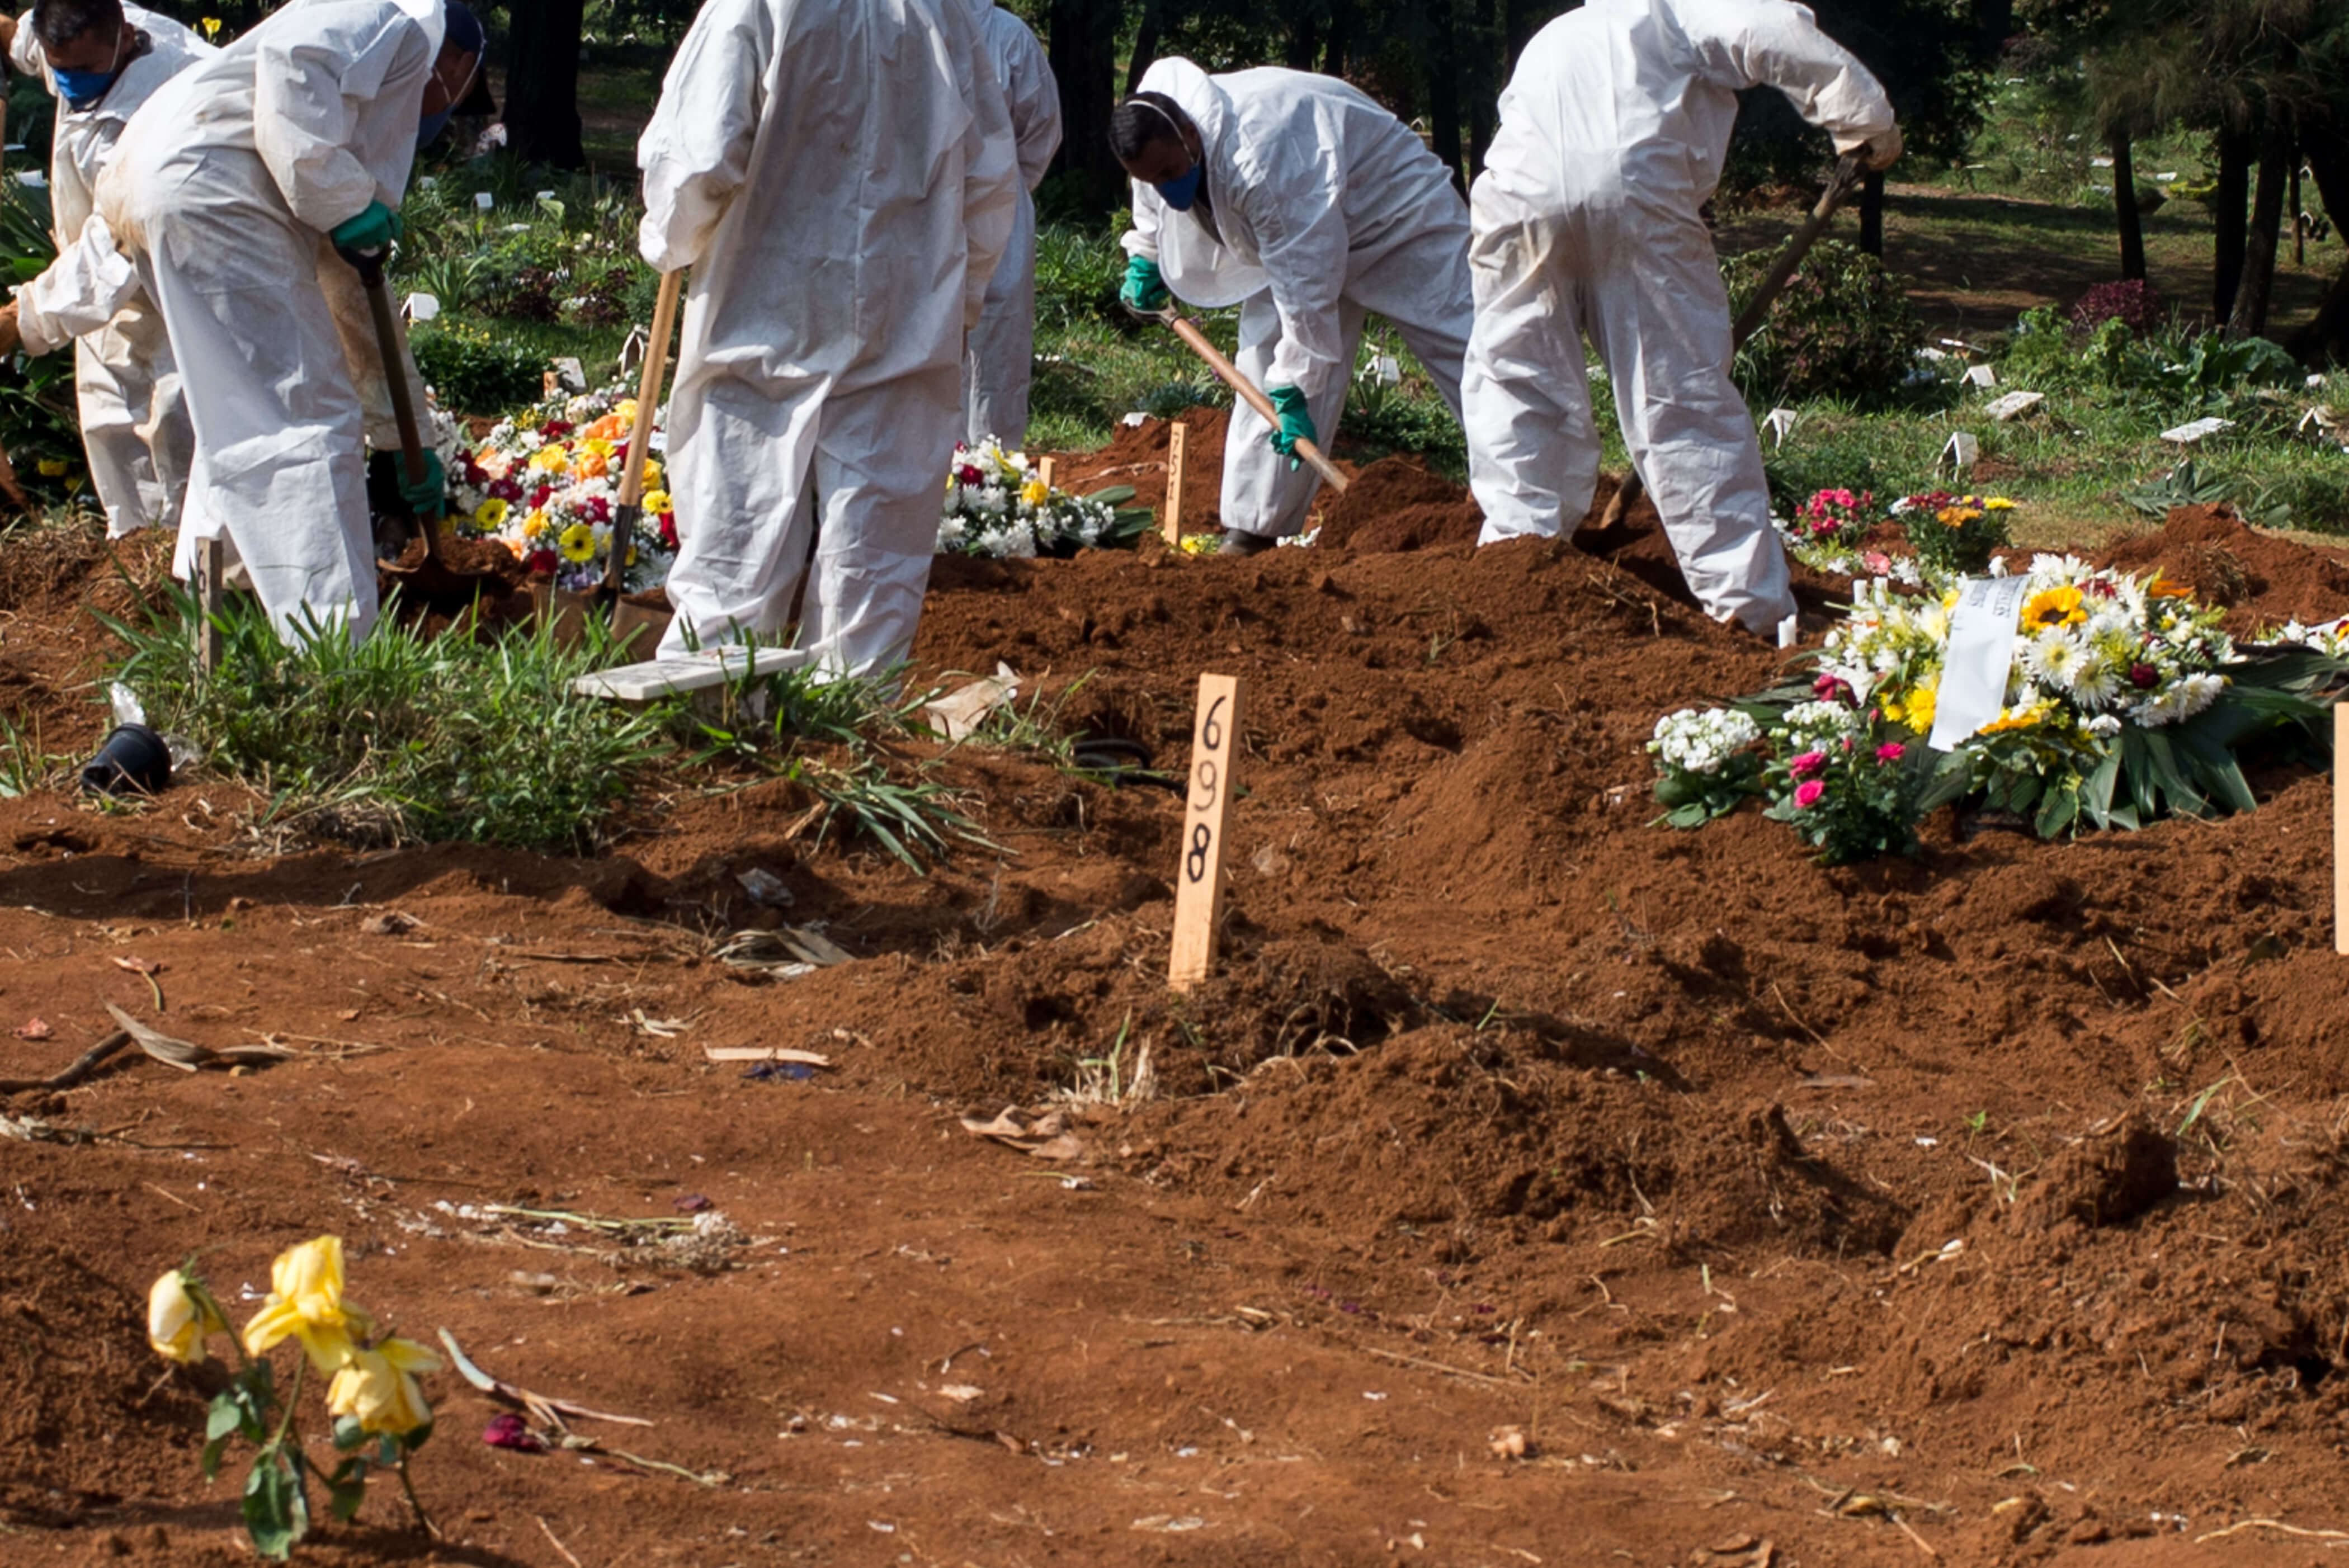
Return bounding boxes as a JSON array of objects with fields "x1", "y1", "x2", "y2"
[
  {"x1": 1037, "y1": 456, "x2": 1056, "y2": 491},
  {"x1": 1169, "y1": 672, "x2": 1242, "y2": 991},
  {"x1": 1163, "y1": 421, "x2": 1188, "y2": 544},
  {"x1": 195, "y1": 538, "x2": 225, "y2": 675}
]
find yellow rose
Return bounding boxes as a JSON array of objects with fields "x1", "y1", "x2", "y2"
[
  {"x1": 474, "y1": 497, "x2": 510, "y2": 530},
  {"x1": 521, "y1": 509, "x2": 550, "y2": 539},
  {"x1": 147, "y1": 1269, "x2": 224, "y2": 1364},
  {"x1": 559, "y1": 523, "x2": 597, "y2": 563},
  {"x1": 1020, "y1": 479, "x2": 1049, "y2": 507},
  {"x1": 242, "y1": 1236, "x2": 367, "y2": 1373},
  {"x1": 641, "y1": 490, "x2": 672, "y2": 515},
  {"x1": 581, "y1": 438, "x2": 615, "y2": 459},
  {"x1": 1984, "y1": 497, "x2": 2017, "y2": 511},
  {"x1": 527, "y1": 446, "x2": 569, "y2": 474},
  {"x1": 640, "y1": 460, "x2": 662, "y2": 489},
  {"x1": 36, "y1": 459, "x2": 67, "y2": 478},
  {"x1": 327, "y1": 1337, "x2": 441, "y2": 1437}
]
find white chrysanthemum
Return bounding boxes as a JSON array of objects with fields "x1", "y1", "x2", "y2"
[
  {"x1": 2023, "y1": 631, "x2": 2081, "y2": 688},
  {"x1": 2067, "y1": 649, "x2": 2121, "y2": 710},
  {"x1": 2087, "y1": 713, "x2": 2123, "y2": 736},
  {"x1": 1648, "y1": 708, "x2": 1761, "y2": 776}
]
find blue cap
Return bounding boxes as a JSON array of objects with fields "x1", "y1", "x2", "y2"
[{"x1": 442, "y1": 0, "x2": 484, "y2": 55}]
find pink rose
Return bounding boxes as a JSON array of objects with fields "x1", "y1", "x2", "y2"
[
  {"x1": 1862, "y1": 551, "x2": 1893, "y2": 575},
  {"x1": 1789, "y1": 750, "x2": 1827, "y2": 779},
  {"x1": 1876, "y1": 742, "x2": 1905, "y2": 763},
  {"x1": 1794, "y1": 780, "x2": 1826, "y2": 808}
]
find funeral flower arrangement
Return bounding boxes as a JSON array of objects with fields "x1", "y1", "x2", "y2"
[
  {"x1": 1772, "y1": 487, "x2": 2016, "y2": 585},
  {"x1": 1648, "y1": 556, "x2": 2345, "y2": 862},
  {"x1": 937, "y1": 439, "x2": 1151, "y2": 559},
  {"x1": 449, "y1": 382, "x2": 678, "y2": 594}
]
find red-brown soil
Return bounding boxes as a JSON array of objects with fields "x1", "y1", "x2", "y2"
[{"x1": 9, "y1": 484, "x2": 2349, "y2": 1566}]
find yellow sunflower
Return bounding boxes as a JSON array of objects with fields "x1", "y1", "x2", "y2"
[{"x1": 2022, "y1": 585, "x2": 2086, "y2": 630}]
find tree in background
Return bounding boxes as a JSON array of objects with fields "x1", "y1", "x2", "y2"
[{"x1": 506, "y1": 0, "x2": 588, "y2": 169}]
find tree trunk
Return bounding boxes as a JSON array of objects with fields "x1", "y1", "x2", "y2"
[
  {"x1": 1125, "y1": 0, "x2": 1163, "y2": 98},
  {"x1": 2229, "y1": 107, "x2": 2293, "y2": 339},
  {"x1": 2285, "y1": 121, "x2": 2349, "y2": 362},
  {"x1": 1049, "y1": 0, "x2": 1125, "y2": 214},
  {"x1": 1323, "y1": 0, "x2": 1350, "y2": 77},
  {"x1": 2110, "y1": 127, "x2": 2145, "y2": 282},
  {"x1": 1858, "y1": 170, "x2": 1885, "y2": 258},
  {"x1": 2213, "y1": 122, "x2": 2256, "y2": 325},
  {"x1": 1427, "y1": 0, "x2": 1465, "y2": 195},
  {"x1": 503, "y1": 0, "x2": 587, "y2": 169}
]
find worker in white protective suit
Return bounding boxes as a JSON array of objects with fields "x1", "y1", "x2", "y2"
[
  {"x1": 0, "y1": 0, "x2": 210, "y2": 539},
  {"x1": 1461, "y1": 0, "x2": 1899, "y2": 639},
  {"x1": 641, "y1": 0, "x2": 1018, "y2": 674},
  {"x1": 93, "y1": 0, "x2": 483, "y2": 644},
  {"x1": 1112, "y1": 59, "x2": 1474, "y2": 554},
  {"x1": 961, "y1": 3, "x2": 1059, "y2": 448}
]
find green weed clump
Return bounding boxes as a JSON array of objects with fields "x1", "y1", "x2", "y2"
[
  {"x1": 1727, "y1": 239, "x2": 1926, "y2": 406},
  {"x1": 105, "y1": 589, "x2": 672, "y2": 853}
]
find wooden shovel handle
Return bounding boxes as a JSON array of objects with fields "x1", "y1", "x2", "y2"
[
  {"x1": 1157, "y1": 308, "x2": 1350, "y2": 493},
  {"x1": 617, "y1": 270, "x2": 685, "y2": 509}
]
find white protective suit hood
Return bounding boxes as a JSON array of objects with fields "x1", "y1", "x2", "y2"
[{"x1": 1121, "y1": 59, "x2": 1267, "y2": 310}]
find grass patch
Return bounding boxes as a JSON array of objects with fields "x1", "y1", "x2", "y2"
[{"x1": 105, "y1": 589, "x2": 673, "y2": 853}]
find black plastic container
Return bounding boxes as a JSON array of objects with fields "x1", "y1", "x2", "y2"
[{"x1": 81, "y1": 723, "x2": 172, "y2": 797}]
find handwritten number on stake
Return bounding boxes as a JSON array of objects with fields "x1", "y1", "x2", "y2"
[{"x1": 1169, "y1": 674, "x2": 1242, "y2": 992}]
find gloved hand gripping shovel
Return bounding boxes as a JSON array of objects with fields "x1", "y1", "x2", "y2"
[
  {"x1": 597, "y1": 268, "x2": 685, "y2": 653},
  {"x1": 1151, "y1": 305, "x2": 1350, "y2": 495},
  {"x1": 342, "y1": 243, "x2": 493, "y2": 596},
  {"x1": 1579, "y1": 150, "x2": 1867, "y2": 545}
]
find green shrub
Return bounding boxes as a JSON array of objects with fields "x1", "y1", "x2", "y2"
[
  {"x1": 1726, "y1": 239, "x2": 1926, "y2": 405},
  {"x1": 411, "y1": 322, "x2": 545, "y2": 415}
]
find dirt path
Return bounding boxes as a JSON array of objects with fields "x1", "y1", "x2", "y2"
[{"x1": 8, "y1": 488, "x2": 2349, "y2": 1565}]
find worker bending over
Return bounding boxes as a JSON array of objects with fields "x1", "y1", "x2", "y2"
[
  {"x1": 962, "y1": 1, "x2": 1059, "y2": 448},
  {"x1": 97, "y1": 0, "x2": 482, "y2": 643},
  {"x1": 1111, "y1": 58, "x2": 1474, "y2": 555},
  {"x1": 640, "y1": 0, "x2": 1017, "y2": 674},
  {"x1": 0, "y1": 0, "x2": 210, "y2": 539},
  {"x1": 1463, "y1": 0, "x2": 1897, "y2": 640}
]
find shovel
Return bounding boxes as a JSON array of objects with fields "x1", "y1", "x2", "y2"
[
  {"x1": 597, "y1": 268, "x2": 684, "y2": 654},
  {"x1": 1581, "y1": 150, "x2": 1867, "y2": 541},
  {"x1": 1152, "y1": 304, "x2": 1350, "y2": 494},
  {"x1": 342, "y1": 244, "x2": 495, "y2": 596}
]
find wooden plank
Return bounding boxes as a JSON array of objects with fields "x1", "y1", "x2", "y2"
[
  {"x1": 196, "y1": 538, "x2": 225, "y2": 675},
  {"x1": 2338, "y1": 704, "x2": 2348, "y2": 955},
  {"x1": 1163, "y1": 422, "x2": 1188, "y2": 544},
  {"x1": 1168, "y1": 672, "x2": 1242, "y2": 992},
  {"x1": 1037, "y1": 456, "x2": 1055, "y2": 491}
]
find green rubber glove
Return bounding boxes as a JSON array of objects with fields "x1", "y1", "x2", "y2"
[
  {"x1": 1266, "y1": 384, "x2": 1316, "y2": 470},
  {"x1": 398, "y1": 450, "x2": 446, "y2": 518},
  {"x1": 329, "y1": 200, "x2": 403, "y2": 252},
  {"x1": 1119, "y1": 254, "x2": 1170, "y2": 314}
]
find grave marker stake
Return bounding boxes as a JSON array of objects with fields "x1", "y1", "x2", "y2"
[
  {"x1": 1169, "y1": 672, "x2": 1242, "y2": 991},
  {"x1": 1163, "y1": 421, "x2": 1188, "y2": 544}
]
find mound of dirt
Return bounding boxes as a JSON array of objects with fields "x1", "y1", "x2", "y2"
[
  {"x1": 0, "y1": 1242, "x2": 208, "y2": 1526},
  {"x1": 2094, "y1": 503, "x2": 2349, "y2": 632},
  {"x1": 1314, "y1": 458, "x2": 1483, "y2": 552},
  {"x1": 1044, "y1": 405, "x2": 1234, "y2": 539}
]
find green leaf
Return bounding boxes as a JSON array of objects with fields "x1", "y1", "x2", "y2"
[
  {"x1": 2081, "y1": 745, "x2": 2120, "y2": 830},
  {"x1": 400, "y1": 1419, "x2": 431, "y2": 1454},
  {"x1": 333, "y1": 1414, "x2": 368, "y2": 1452},
  {"x1": 326, "y1": 1456, "x2": 370, "y2": 1523},
  {"x1": 2034, "y1": 783, "x2": 2078, "y2": 839},
  {"x1": 201, "y1": 1434, "x2": 231, "y2": 1484},
  {"x1": 206, "y1": 1392, "x2": 247, "y2": 1444},
  {"x1": 242, "y1": 1449, "x2": 309, "y2": 1560}
]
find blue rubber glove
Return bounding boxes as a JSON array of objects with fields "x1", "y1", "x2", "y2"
[
  {"x1": 1119, "y1": 254, "x2": 1170, "y2": 314},
  {"x1": 398, "y1": 450, "x2": 446, "y2": 518},
  {"x1": 1266, "y1": 384, "x2": 1316, "y2": 470},
  {"x1": 329, "y1": 200, "x2": 403, "y2": 252}
]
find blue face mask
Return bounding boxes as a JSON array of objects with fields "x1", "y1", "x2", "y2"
[
  {"x1": 1155, "y1": 160, "x2": 1204, "y2": 212},
  {"x1": 417, "y1": 107, "x2": 452, "y2": 148},
  {"x1": 53, "y1": 65, "x2": 120, "y2": 110}
]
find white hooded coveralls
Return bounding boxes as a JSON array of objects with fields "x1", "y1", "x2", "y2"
[
  {"x1": 1121, "y1": 59, "x2": 1475, "y2": 540},
  {"x1": 640, "y1": 0, "x2": 1018, "y2": 674},
  {"x1": 10, "y1": 4, "x2": 211, "y2": 539},
  {"x1": 1461, "y1": 0, "x2": 1897, "y2": 634},
  {"x1": 96, "y1": 0, "x2": 441, "y2": 643},
  {"x1": 960, "y1": 3, "x2": 1059, "y2": 448}
]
